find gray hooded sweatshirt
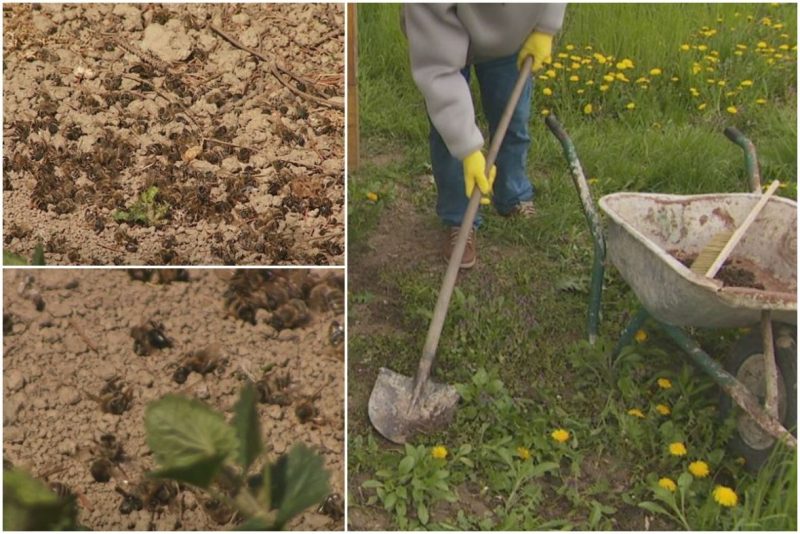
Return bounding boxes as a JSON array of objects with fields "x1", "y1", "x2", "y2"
[{"x1": 403, "y1": 4, "x2": 566, "y2": 160}]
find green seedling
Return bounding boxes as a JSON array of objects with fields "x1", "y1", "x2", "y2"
[
  {"x1": 145, "y1": 384, "x2": 329, "y2": 529},
  {"x1": 113, "y1": 186, "x2": 170, "y2": 226},
  {"x1": 3, "y1": 243, "x2": 45, "y2": 265},
  {"x1": 3, "y1": 468, "x2": 79, "y2": 530}
]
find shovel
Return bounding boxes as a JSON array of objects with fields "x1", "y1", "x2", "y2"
[{"x1": 368, "y1": 56, "x2": 534, "y2": 444}]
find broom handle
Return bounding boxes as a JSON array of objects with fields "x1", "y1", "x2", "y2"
[
  {"x1": 411, "y1": 56, "x2": 533, "y2": 405},
  {"x1": 705, "y1": 179, "x2": 780, "y2": 278}
]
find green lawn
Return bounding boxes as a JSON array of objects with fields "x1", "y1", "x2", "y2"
[{"x1": 348, "y1": 3, "x2": 797, "y2": 530}]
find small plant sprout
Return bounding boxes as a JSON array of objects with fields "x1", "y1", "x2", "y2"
[
  {"x1": 144, "y1": 383, "x2": 329, "y2": 529},
  {"x1": 113, "y1": 186, "x2": 170, "y2": 226}
]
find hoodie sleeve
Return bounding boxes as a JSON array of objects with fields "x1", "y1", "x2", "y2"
[
  {"x1": 534, "y1": 3, "x2": 567, "y2": 35},
  {"x1": 403, "y1": 4, "x2": 484, "y2": 160}
]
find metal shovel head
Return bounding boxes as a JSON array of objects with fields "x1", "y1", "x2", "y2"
[{"x1": 368, "y1": 367, "x2": 460, "y2": 444}]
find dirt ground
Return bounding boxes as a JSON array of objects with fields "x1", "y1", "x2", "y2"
[
  {"x1": 3, "y1": 4, "x2": 344, "y2": 265},
  {"x1": 2, "y1": 268, "x2": 344, "y2": 530}
]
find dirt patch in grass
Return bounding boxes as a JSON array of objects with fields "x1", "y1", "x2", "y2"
[
  {"x1": 3, "y1": 4, "x2": 343, "y2": 265},
  {"x1": 3, "y1": 268, "x2": 344, "y2": 530}
]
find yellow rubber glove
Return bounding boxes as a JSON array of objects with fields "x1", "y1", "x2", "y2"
[
  {"x1": 517, "y1": 31, "x2": 554, "y2": 73},
  {"x1": 462, "y1": 150, "x2": 497, "y2": 205}
]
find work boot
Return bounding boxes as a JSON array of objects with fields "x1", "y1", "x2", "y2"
[
  {"x1": 501, "y1": 200, "x2": 536, "y2": 218},
  {"x1": 443, "y1": 227, "x2": 476, "y2": 269}
]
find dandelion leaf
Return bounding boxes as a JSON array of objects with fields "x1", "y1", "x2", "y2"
[{"x1": 270, "y1": 444, "x2": 330, "y2": 528}]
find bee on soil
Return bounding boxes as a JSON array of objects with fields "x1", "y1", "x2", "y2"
[
  {"x1": 83, "y1": 433, "x2": 126, "y2": 483},
  {"x1": 307, "y1": 282, "x2": 344, "y2": 314},
  {"x1": 201, "y1": 495, "x2": 238, "y2": 525},
  {"x1": 270, "y1": 299, "x2": 310, "y2": 331},
  {"x1": 117, "y1": 479, "x2": 182, "y2": 529},
  {"x1": 328, "y1": 320, "x2": 344, "y2": 348},
  {"x1": 86, "y1": 377, "x2": 133, "y2": 415},
  {"x1": 318, "y1": 493, "x2": 344, "y2": 520},
  {"x1": 172, "y1": 344, "x2": 222, "y2": 384},
  {"x1": 131, "y1": 320, "x2": 172, "y2": 356},
  {"x1": 255, "y1": 371, "x2": 293, "y2": 406}
]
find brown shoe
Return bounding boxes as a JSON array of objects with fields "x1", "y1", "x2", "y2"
[
  {"x1": 443, "y1": 227, "x2": 476, "y2": 269},
  {"x1": 501, "y1": 200, "x2": 536, "y2": 218}
]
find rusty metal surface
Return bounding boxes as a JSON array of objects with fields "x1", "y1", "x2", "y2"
[{"x1": 599, "y1": 192, "x2": 797, "y2": 328}]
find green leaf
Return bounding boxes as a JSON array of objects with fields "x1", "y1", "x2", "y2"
[
  {"x1": 145, "y1": 395, "x2": 237, "y2": 488},
  {"x1": 383, "y1": 492, "x2": 397, "y2": 511},
  {"x1": 270, "y1": 444, "x2": 330, "y2": 528},
  {"x1": 362, "y1": 479, "x2": 383, "y2": 489},
  {"x1": 638, "y1": 500, "x2": 671, "y2": 516},
  {"x1": 233, "y1": 384, "x2": 262, "y2": 470},
  {"x1": 531, "y1": 461, "x2": 560, "y2": 477},
  {"x1": 677, "y1": 472, "x2": 693, "y2": 490},
  {"x1": 417, "y1": 502, "x2": 429, "y2": 525},
  {"x1": 30, "y1": 244, "x2": 45, "y2": 265},
  {"x1": 3, "y1": 251, "x2": 29, "y2": 265},
  {"x1": 398, "y1": 456, "x2": 415, "y2": 475},
  {"x1": 3, "y1": 468, "x2": 78, "y2": 530}
]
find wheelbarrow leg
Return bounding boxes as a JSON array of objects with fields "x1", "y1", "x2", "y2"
[
  {"x1": 613, "y1": 307, "x2": 649, "y2": 359},
  {"x1": 545, "y1": 115, "x2": 607, "y2": 344},
  {"x1": 660, "y1": 322, "x2": 796, "y2": 449},
  {"x1": 760, "y1": 311, "x2": 780, "y2": 419}
]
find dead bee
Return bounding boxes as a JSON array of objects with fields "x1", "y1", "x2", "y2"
[
  {"x1": 307, "y1": 282, "x2": 344, "y2": 314},
  {"x1": 318, "y1": 493, "x2": 344, "y2": 520},
  {"x1": 154, "y1": 269, "x2": 189, "y2": 284},
  {"x1": 270, "y1": 299, "x2": 310, "y2": 331},
  {"x1": 173, "y1": 344, "x2": 222, "y2": 384},
  {"x1": 255, "y1": 371, "x2": 293, "y2": 406},
  {"x1": 202, "y1": 495, "x2": 237, "y2": 525},
  {"x1": 84, "y1": 433, "x2": 126, "y2": 483},
  {"x1": 223, "y1": 290, "x2": 258, "y2": 325},
  {"x1": 86, "y1": 377, "x2": 133, "y2": 415},
  {"x1": 131, "y1": 320, "x2": 172, "y2": 356},
  {"x1": 328, "y1": 320, "x2": 344, "y2": 348},
  {"x1": 117, "y1": 479, "x2": 180, "y2": 527}
]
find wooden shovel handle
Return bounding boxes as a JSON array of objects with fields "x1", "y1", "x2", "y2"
[{"x1": 705, "y1": 179, "x2": 780, "y2": 278}]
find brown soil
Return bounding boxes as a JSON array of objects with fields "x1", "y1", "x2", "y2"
[
  {"x1": 3, "y1": 4, "x2": 344, "y2": 265},
  {"x1": 2, "y1": 268, "x2": 344, "y2": 530},
  {"x1": 670, "y1": 251, "x2": 785, "y2": 290}
]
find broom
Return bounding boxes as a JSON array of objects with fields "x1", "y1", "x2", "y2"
[{"x1": 690, "y1": 179, "x2": 780, "y2": 278}]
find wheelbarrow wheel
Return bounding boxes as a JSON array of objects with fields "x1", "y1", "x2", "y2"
[{"x1": 719, "y1": 323, "x2": 796, "y2": 472}]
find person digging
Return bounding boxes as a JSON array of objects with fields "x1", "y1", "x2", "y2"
[{"x1": 404, "y1": 4, "x2": 566, "y2": 268}]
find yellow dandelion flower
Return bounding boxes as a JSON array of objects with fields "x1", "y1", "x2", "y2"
[
  {"x1": 658, "y1": 477, "x2": 677, "y2": 492},
  {"x1": 603, "y1": 74, "x2": 615, "y2": 83},
  {"x1": 546, "y1": 69, "x2": 556, "y2": 78},
  {"x1": 583, "y1": 104, "x2": 593, "y2": 115},
  {"x1": 553, "y1": 62, "x2": 564, "y2": 69},
  {"x1": 557, "y1": 52, "x2": 569, "y2": 59},
  {"x1": 431, "y1": 445, "x2": 448, "y2": 459},
  {"x1": 735, "y1": 456, "x2": 747, "y2": 465},
  {"x1": 697, "y1": 103, "x2": 707, "y2": 111},
  {"x1": 552, "y1": 429, "x2": 570, "y2": 443},
  {"x1": 576, "y1": 89, "x2": 585, "y2": 95},
  {"x1": 726, "y1": 106, "x2": 738, "y2": 114},
  {"x1": 757, "y1": 41, "x2": 768, "y2": 49},
  {"x1": 569, "y1": 55, "x2": 581, "y2": 62},
  {"x1": 656, "y1": 404, "x2": 671, "y2": 416},
  {"x1": 541, "y1": 109, "x2": 551, "y2": 116},
  {"x1": 713, "y1": 485, "x2": 738, "y2": 507},
  {"x1": 774, "y1": 23, "x2": 784, "y2": 30},
  {"x1": 570, "y1": 62, "x2": 581, "y2": 70},
  {"x1": 657, "y1": 378, "x2": 672, "y2": 389},
  {"x1": 599, "y1": 85, "x2": 609, "y2": 92},
  {"x1": 690, "y1": 87, "x2": 700, "y2": 96},
  {"x1": 569, "y1": 75, "x2": 580, "y2": 82},
  {"x1": 516, "y1": 446, "x2": 531, "y2": 460},
  {"x1": 565, "y1": 44, "x2": 575, "y2": 51},
  {"x1": 740, "y1": 80, "x2": 753, "y2": 87},
  {"x1": 671, "y1": 76, "x2": 680, "y2": 82},
  {"x1": 669, "y1": 442, "x2": 688, "y2": 456},
  {"x1": 736, "y1": 44, "x2": 748, "y2": 50},
  {"x1": 779, "y1": 44, "x2": 790, "y2": 51},
  {"x1": 542, "y1": 87, "x2": 553, "y2": 96},
  {"x1": 593, "y1": 53, "x2": 607, "y2": 64},
  {"x1": 680, "y1": 44, "x2": 690, "y2": 51},
  {"x1": 615, "y1": 73, "x2": 630, "y2": 83},
  {"x1": 734, "y1": 50, "x2": 744, "y2": 56},
  {"x1": 585, "y1": 80, "x2": 595, "y2": 85},
  {"x1": 634, "y1": 329, "x2": 647, "y2": 343},
  {"x1": 538, "y1": 75, "x2": 549, "y2": 81},
  {"x1": 650, "y1": 68, "x2": 662, "y2": 76},
  {"x1": 366, "y1": 192, "x2": 379, "y2": 202},
  {"x1": 635, "y1": 77, "x2": 649, "y2": 84},
  {"x1": 616, "y1": 58, "x2": 634, "y2": 70},
  {"x1": 626, "y1": 102, "x2": 636, "y2": 110},
  {"x1": 755, "y1": 98, "x2": 767, "y2": 105},
  {"x1": 627, "y1": 408, "x2": 645, "y2": 418},
  {"x1": 717, "y1": 80, "x2": 727, "y2": 87},
  {"x1": 587, "y1": 177, "x2": 599, "y2": 185},
  {"x1": 689, "y1": 460, "x2": 710, "y2": 478},
  {"x1": 698, "y1": 44, "x2": 708, "y2": 52},
  {"x1": 692, "y1": 63, "x2": 703, "y2": 74},
  {"x1": 725, "y1": 91, "x2": 737, "y2": 98}
]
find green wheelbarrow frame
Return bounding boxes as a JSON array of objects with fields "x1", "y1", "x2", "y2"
[{"x1": 545, "y1": 115, "x2": 797, "y2": 451}]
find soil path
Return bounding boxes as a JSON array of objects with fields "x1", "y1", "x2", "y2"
[
  {"x1": 3, "y1": 268, "x2": 344, "y2": 530},
  {"x1": 4, "y1": 4, "x2": 343, "y2": 265}
]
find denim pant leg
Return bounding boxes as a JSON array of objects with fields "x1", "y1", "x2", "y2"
[
  {"x1": 429, "y1": 66, "x2": 482, "y2": 228},
  {"x1": 474, "y1": 54, "x2": 534, "y2": 214}
]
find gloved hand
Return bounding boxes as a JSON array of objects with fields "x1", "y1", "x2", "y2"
[
  {"x1": 462, "y1": 150, "x2": 496, "y2": 205},
  {"x1": 517, "y1": 31, "x2": 554, "y2": 73}
]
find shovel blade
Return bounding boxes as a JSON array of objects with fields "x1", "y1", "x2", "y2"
[{"x1": 368, "y1": 367, "x2": 460, "y2": 444}]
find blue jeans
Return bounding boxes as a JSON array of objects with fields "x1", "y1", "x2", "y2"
[{"x1": 430, "y1": 53, "x2": 533, "y2": 227}]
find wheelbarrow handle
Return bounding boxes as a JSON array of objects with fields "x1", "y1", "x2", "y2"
[
  {"x1": 723, "y1": 126, "x2": 761, "y2": 193},
  {"x1": 411, "y1": 56, "x2": 533, "y2": 407}
]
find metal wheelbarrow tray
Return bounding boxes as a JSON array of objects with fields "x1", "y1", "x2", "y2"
[{"x1": 599, "y1": 191, "x2": 797, "y2": 328}]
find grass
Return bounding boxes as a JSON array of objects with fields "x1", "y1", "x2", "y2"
[{"x1": 348, "y1": 3, "x2": 797, "y2": 531}]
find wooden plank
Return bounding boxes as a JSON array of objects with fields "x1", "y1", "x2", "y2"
[{"x1": 346, "y1": 3, "x2": 359, "y2": 172}]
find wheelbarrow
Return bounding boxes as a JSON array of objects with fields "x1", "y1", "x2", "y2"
[{"x1": 546, "y1": 115, "x2": 796, "y2": 469}]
